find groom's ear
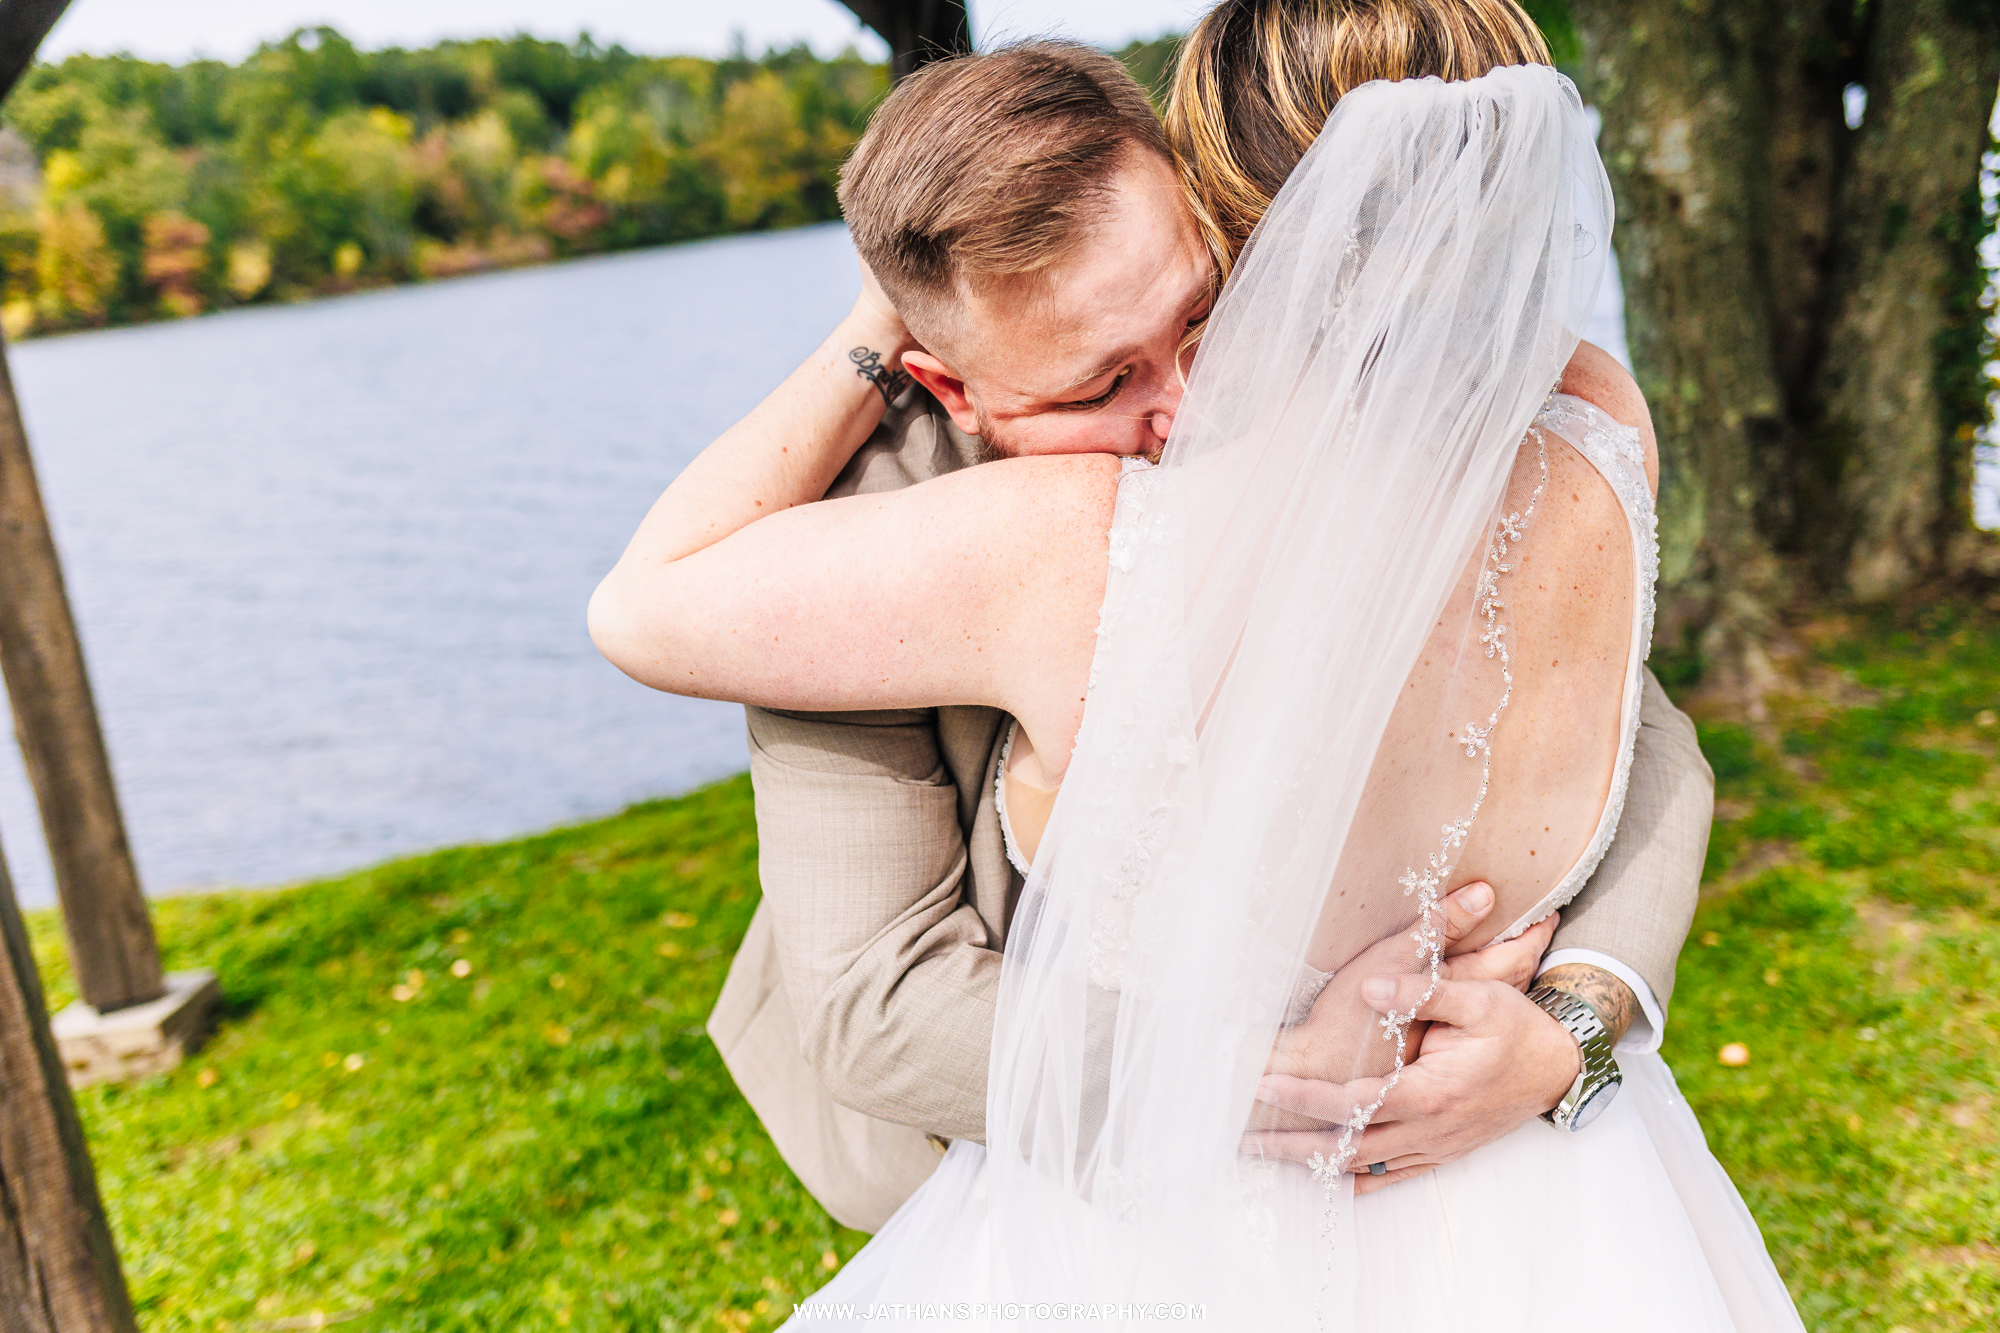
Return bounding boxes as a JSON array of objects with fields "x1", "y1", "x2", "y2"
[{"x1": 902, "y1": 350, "x2": 984, "y2": 439}]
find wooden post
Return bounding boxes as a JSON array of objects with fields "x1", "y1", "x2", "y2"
[
  {"x1": 0, "y1": 3, "x2": 169, "y2": 1320},
  {"x1": 836, "y1": 0, "x2": 971, "y2": 80},
  {"x1": 0, "y1": 0, "x2": 145, "y2": 1320},
  {"x1": 0, "y1": 0, "x2": 164, "y2": 1017},
  {"x1": 0, "y1": 327, "x2": 162, "y2": 1014},
  {"x1": 0, "y1": 840, "x2": 139, "y2": 1333}
]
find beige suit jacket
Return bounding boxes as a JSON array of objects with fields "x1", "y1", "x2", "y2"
[{"x1": 708, "y1": 388, "x2": 1714, "y2": 1232}]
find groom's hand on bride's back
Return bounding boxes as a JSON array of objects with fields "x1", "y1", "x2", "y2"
[
  {"x1": 1245, "y1": 960, "x2": 1582, "y2": 1194},
  {"x1": 1248, "y1": 884, "x2": 1551, "y2": 1135},
  {"x1": 1244, "y1": 888, "x2": 1572, "y2": 1183}
]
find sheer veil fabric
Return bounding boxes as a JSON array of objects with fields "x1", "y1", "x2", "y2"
[{"x1": 783, "y1": 66, "x2": 1710, "y2": 1328}]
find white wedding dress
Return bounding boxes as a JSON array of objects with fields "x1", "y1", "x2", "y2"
[{"x1": 783, "y1": 67, "x2": 1805, "y2": 1332}]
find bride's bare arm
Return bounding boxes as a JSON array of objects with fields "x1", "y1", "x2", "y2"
[
  {"x1": 591, "y1": 451, "x2": 1119, "y2": 765},
  {"x1": 613, "y1": 280, "x2": 918, "y2": 571}
]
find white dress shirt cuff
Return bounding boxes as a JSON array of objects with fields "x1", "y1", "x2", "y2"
[{"x1": 1537, "y1": 948, "x2": 1665, "y2": 1054}]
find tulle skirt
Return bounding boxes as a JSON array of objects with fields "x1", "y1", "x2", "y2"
[{"x1": 780, "y1": 1053, "x2": 1805, "y2": 1332}]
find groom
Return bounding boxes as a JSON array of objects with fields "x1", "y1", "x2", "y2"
[{"x1": 706, "y1": 42, "x2": 1713, "y2": 1231}]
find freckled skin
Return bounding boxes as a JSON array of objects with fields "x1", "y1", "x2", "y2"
[{"x1": 1305, "y1": 393, "x2": 1652, "y2": 974}]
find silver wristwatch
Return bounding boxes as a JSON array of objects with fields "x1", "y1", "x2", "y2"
[{"x1": 1527, "y1": 984, "x2": 1622, "y2": 1132}]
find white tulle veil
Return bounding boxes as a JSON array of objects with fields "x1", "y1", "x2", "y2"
[{"x1": 791, "y1": 63, "x2": 1612, "y2": 1330}]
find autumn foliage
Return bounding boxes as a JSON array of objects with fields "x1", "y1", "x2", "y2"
[{"x1": 0, "y1": 28, "x2": 887, "y2": 336}]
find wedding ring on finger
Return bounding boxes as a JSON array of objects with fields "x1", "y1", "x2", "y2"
[{"x1": 1367, "y1": 1161, "x2": 1387, "y2": 1175}]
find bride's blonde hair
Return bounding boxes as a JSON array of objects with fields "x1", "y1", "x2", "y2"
[{"x1": 1167, "y1": 0, "x2": 1551, "y2": 277}]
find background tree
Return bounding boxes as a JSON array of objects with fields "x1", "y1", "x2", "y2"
[
  {"x1": 1561, "y1": 0, "x2": 2000, "y2": 687},
  {"x1": 834, "y1": 0, "x2": 970, "y2": 80},
  {"x1": 0, "y1": 31, "x2": 891, "y2": 327}
]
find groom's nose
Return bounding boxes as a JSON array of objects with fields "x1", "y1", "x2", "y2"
[{"x1": 1148, "y1": 374, "x2": 1185, "y2": 443}]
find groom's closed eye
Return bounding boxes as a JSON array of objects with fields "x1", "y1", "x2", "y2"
[{"x1": 1061, "y1": 367, "x2": 1132, "y2": 411}]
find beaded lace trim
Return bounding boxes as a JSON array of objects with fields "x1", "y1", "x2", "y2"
[
  {"x1": 1282, "y1": 393, "x2": 1658, "y2": 1025},
  {"x1": 1303, "y1": 425, "x2": 1551, "y2": 1199},
  {"x1": 995, "y1": 721, "x2": 1032, "y2": 880},
  {"x1": 999, "y1": 455, "x2": 1158, "y2": 890},
  {"x1": 1482, "y1": 393, "x2": 1659, "y2": 941}
]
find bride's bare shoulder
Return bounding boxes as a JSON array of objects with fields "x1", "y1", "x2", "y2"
[
  {"x1": 1507, "y1": 351, "x2": 1641, "y2": 647},
  {"x1": 1558, "y1": 340, "x2": 1659, "y2": 496},
  {"x1": 930, "y1": 451, "x2": 1123, "y2": 523},
  {"x1": 907, "y1": 451, "x2": 1125, "y2": 580}
]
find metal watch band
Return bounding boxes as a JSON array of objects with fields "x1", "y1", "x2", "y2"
[{"x1": 1527, "y1": 983, "x2": 1622, "y2": 1132}]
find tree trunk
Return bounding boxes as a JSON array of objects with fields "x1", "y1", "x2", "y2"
[
  {"x1": 1569, "y1": 0, "x2": 1790, "y2": 682},
  {"x1": 0, "y1": 841, "x2": 138, "y2": 1333},
  {"x1": 0, "y1": 1, "x2": 69, "y2": 106},
  {"x1": 1571, "y1": 0, "x2": 2000, "y2": 660},
  {"x1": 1746, "y1": 1, "x2": 1863, "y2": 559},
  {"x1": 835, "y1": 0, "x2": 972, "y2": 80},
  {"x1": 0, "y1": 331, "x2": 162, "y2": 1013},
  {"x1": 1816, "y1": 0, "x2": 2000, "y2": 597}
]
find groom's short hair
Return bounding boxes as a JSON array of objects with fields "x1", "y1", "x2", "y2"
[{"x1": 838, "y1": 41, "x2": 1170, "y2": 351}]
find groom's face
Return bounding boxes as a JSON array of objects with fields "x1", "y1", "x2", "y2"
[{"x1": 903, "y1": 150, "x2": 1212, "y2": 459}]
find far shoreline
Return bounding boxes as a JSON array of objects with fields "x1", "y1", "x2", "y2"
[{"x1": 7, "y1": 221, "x2": 853, "y2": 348}]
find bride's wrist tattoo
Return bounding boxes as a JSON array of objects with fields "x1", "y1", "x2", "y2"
[
  {"x1": 851, "y1": 346, "x2": 911, "y2": 407},
  {"x1": 1533, "y1": 963, "x2": 1638, "y2": 1045}
]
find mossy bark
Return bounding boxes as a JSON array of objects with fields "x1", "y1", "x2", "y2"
[
  {"x1": 1568, "y1": 0, "x2": 1795, "y2": 682},
  {"x1": 1816, "y1": 0, "x2": 2000, "y2": 598},
  {"x1": 1569, "y1": 0, "x2": 2000, "y2": 670}
]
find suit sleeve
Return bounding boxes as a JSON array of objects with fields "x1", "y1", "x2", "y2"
[
  {"x1": 731, "y1": 391, "x2": 1008, "y2": 1143},
  {"x1": 1546, "y1": 668, "x2": 1712, "y2": 1026},
  {"x1": 744, "y1": 703, "x2": 998, "y2": 1143}
]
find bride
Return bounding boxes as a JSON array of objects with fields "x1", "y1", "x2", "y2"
[{"x1": 591, "y1": 2, "x2": 1806, "y2": 1328}]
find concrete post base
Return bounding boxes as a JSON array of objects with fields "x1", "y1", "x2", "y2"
[{"x1": 50, "y1": 969, "x2": 220, "y2": 1088}]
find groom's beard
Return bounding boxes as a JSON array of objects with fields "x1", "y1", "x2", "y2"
[{"x1": 971, "y1": 406, "x2": 1019, "y2": 463}]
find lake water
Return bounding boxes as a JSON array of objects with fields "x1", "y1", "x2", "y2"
[
  {"x1": 0, "y1": 223, "x2": 1976, "y2": 908},
  {"x1": 0, "y1": 226, "x2": 859, "y2": 907}
]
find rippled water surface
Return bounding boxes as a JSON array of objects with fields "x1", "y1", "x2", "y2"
[{"x1": 1, "y1": 225, "x2": 859, "y2": 906}]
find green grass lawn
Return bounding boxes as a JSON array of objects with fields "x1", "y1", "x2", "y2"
[
  {"x1": 27, "y1": 776, "x2": 866, "y2": 1332},
  {"x1": 21, "y1": 604, "x2": 2000, "y2": 1331},
  {"x1": 1664, "y1": 603, "x2": 2000, "y2": 1332}
]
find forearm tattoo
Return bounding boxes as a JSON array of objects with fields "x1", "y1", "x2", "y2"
[
  {"x1": 1534, "y1": 962, "x2": 1639, "y2": 1045},
  {"x1": 851, "y1": 346, "x2": 911, "y2": 407}
]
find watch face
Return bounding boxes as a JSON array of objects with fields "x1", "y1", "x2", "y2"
[{"x1": 1568, "y1": 1078, "x2": 1621, "y2": 1132}]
